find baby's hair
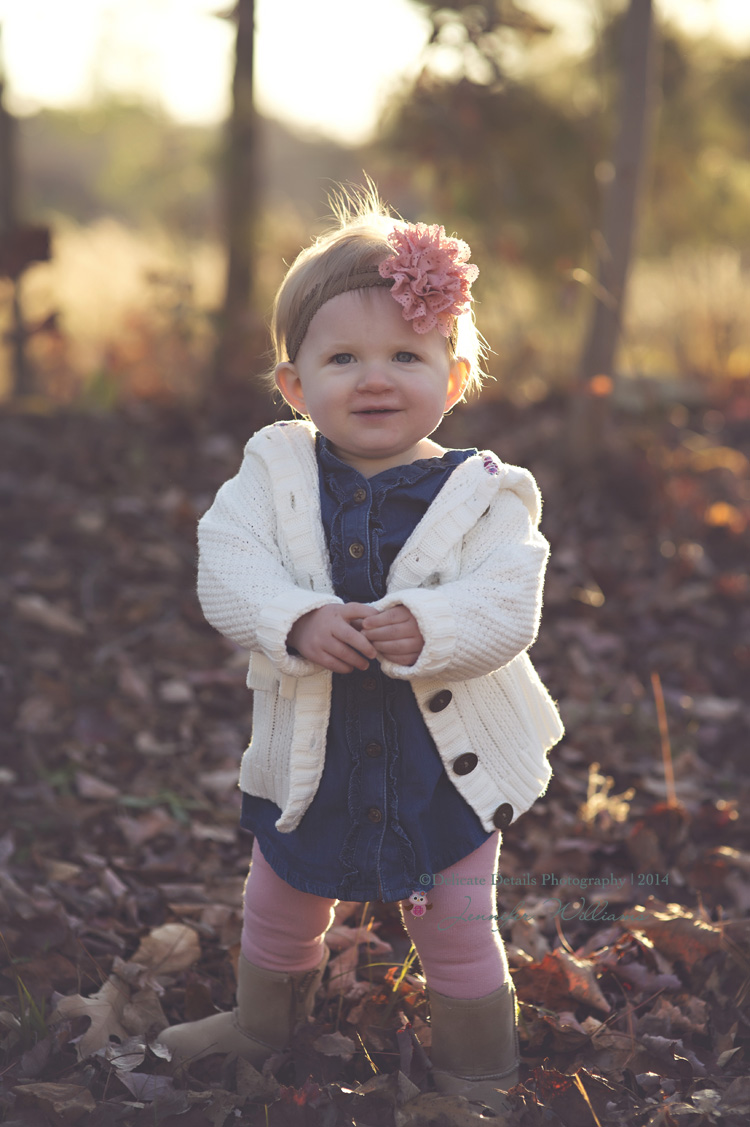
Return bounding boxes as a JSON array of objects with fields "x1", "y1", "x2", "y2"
[{"x1": 266, "y1": 182, "x2": 488, "y2": 398}]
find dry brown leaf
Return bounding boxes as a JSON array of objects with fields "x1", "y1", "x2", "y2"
[
  {"x1": 43, "y1": 859, "x2": 82, "y2": 882},
  {"x1": 313, "y1": 1031, "x2": 356, "y2": 1060},
  {"x1": 586, "y1": 1025, "x2": 649, "y2": 1076},
  {"x1": 12, "y1": 1081, "x2": 96, "y2": 1123},
  {"x1": 628, "y1": 901, "x2": 722, "y2": 969},
  {"x1": 640, "y1": 1033, "x2": 708, "y2": 1076},
  {"x1": 191, "y1": 822, "x2": 236, "y2": 843},
  {"x1": 122, "y1": 987, "x2": 168, "y2": 1036},
  {"x1": 15, "y1": 695, "x2": 57, "y2": 733},
  {"x1": 514, "y1": 947, "x2": 611, "y2": 1014},
  {"x1": 116, "y1": 1071, "x2": 176, "y2": 1101},
  {"x1": 104, "y1": 1035, "x2": 147, "y2": 1072},
  {"x1": 75, "y1": 771, "x2": 119, "y2": 801},
  {"x1": 235, "y1": 1057, "x2": 281, "y2": 1101},
  {"x1": 198, "y1": 767, "x2": 240, "y2": 795},
  {"x1": 511, "y1": 913, "x2": 551, "y2": 962},
  {"x1": 637, "y1": 994, "x2": 709, "y2": 1037},
  {"x1": 51, "y1": 977, "x2": 131, "y2": 1060},
  {"x1": 531, "y1": 1008, "x2": 591, "y2": 1053},
  {"x1": 724, "y1": 1076, "x2": 750, "y2": 1110},
  {"x1": 131, "y1": 922, "x2": 201, "y2": 974},
  {"x1": 14, "y1": 594, "x2": 86, "y2": 635},
  {"x1": 115, "y1": 807, "x2": 178, "y2": 847},
  {"x1": 396, "y1": 1090, "x2": 513, "y2": 1126},
  {"x1": 326, "y1": 945, "x2": 361, "y2": 997},
  {"x1": 326, "y1": 922, "x2": 392, "y2": 954},
  {"x1": 200, "y1": 1089, "x2": 245, "y2": 1127},
  {"x1": 554, "y1": 948, "x2": 612, "y2": 1014}
]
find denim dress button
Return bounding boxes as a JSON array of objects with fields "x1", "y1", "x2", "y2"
[
  {"x1": 367, "y1": 806, "x2": 383, "y2": 823},
  {"x1": 365, "y1": 742, "x2": 382, "y2": 757},
  {"x1": 353, "y1": 488, "x2": 367, "y2": 503},
  {"x1": 428, "y1": 690, "x2": 453, "y2": 712},
  {"x1": 452, "y1": 753, "x2": 478, "y2": 775},
  {"x1": 348, "y1": 542, "x2": 365, "y2": 559},
  {"x1": 360, "y1": 676, "x2": 377, "y2": 692},
  {"x1": 492, "y1": 803, "x2": 514, "y2": 829}
]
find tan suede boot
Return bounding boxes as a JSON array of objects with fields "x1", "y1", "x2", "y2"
[
  {"x1": 157, "y1": 947, "x2": 329, "y2": 1068},
  {"x1": 428, "y1": 979, "x2": 520, "y2": 1116}
]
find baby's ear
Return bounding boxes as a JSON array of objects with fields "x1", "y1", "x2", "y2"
[
  {"x1": 446, "y1": 358, "x2": 470, "y2": 409},
  {"x1": 275, "y1": 362, "x2": 307, "y2": 413}
]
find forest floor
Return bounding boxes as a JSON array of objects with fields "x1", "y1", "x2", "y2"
[{"x1": 1, "y1": 383, "x2": 750, "y2": 1126}]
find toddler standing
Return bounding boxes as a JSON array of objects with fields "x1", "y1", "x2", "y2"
[{"x1": 158, "y1": 190, "x2": 563, "y2": 1114}]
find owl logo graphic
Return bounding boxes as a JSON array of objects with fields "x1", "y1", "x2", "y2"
[{"x1": 404, "y1": 890, "x2": 433, "y2": 917}]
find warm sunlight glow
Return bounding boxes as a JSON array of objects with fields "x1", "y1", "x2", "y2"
[{"x1": 0, "y1": 0, "x2": 749, "y2": 142}]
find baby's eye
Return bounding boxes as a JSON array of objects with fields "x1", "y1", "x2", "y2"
[
  {"x1": 394, "y1": 351, "x2": 418, "y2": 363},
  {"x1": 330, "y1": 352, "x2": 354, "y2": 365}
]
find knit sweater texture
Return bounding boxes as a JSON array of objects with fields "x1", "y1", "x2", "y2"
[{"x1": 197, "y1": 420, "x2": 564, "y2": 834}]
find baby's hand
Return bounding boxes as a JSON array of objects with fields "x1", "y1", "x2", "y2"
[
  {"x1": 287, "y1": 603, "x2": 377, "y2": 674},
  {"x1": 361, "y1": 605, "x2": 424, "y2": 667}
]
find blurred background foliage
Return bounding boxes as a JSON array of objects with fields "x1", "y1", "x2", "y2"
[{"x1": 1, "y1": 0, "x2": 749, "y2": 406}]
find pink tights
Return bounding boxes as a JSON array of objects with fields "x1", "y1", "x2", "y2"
[{"x1": 241, "y1": 834, "x2": 508, "y2": 999}]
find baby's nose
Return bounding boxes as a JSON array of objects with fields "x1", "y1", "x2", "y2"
[{"x1": 358, "y1": 362, "x2": 394, "y2": 389}]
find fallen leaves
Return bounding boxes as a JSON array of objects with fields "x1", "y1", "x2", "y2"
[
  {"x1": 627, "y1": 900, "x2": 723, "y2": 969},
  {"x1": 2, "y1": 395, "x2": 750, "y2": 1126},
  {"x1": 514, "y1": 947, "x2": 611, "y2": 1014},
  {"x1": 51, "y1": 976, "x2": 133, "y2": 1061},
  {"x1": 131, "y1": 923, "x2": 201, "y2": 976},
  {"x1": 12, "y1": 1081, "x2": 96, "y2": 1123},
  {"x1": 14, "y1": 593, "x2": 86, "y2": 636},
  {"x1": 50, "y1": 923, "x2": 199, "y2": 1059}
]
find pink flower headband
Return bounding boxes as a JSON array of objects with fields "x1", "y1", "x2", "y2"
[
  {"x1": 285, "y1": 222, "x2": 478, "y2": 361},
  {"x1": 378, "y1": 222, "x2": 479, "y2": 337}
]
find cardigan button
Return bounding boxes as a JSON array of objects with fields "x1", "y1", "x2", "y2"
[
  {"x1": 348, "y1": 542, "x2": 365, "y2": 559},
  {"x1": 428, "y1": 690, "x2": 453, "y2": 713},
  {"x1": 353, "y1": 488, "x2": 367, "y2": 503},
  {"x1": 492, "y1": 803, "x2": 514, "y2": 830},
  {"x1": 365, "y1": 741, "x2": 382, "y2": 758},
  {"x1": 452, "y1": 753, "x2": 478, "y2": 776},
  {"x1": 367, "y1": 806, "x2": 383, "y2": 823}
]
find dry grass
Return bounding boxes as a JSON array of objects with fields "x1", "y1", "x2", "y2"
[
  {"x1": 1, "y1": 221, "x2": 748, "y2": 406},
  {"x1": 1, "y1": 219, "x2": 224, "y2": 403},
  {"x1": 624, "y1": 247, "x2": 750, "y2": 383}
]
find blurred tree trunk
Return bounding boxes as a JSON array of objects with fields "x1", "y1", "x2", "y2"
[
  {"x1": 0, "y1": 68, "x2": 32, "y2": 398},
  {"x1": 568, "y1": 0, "x2": 657, "y2": 466},
  {"x1": 214, "y1": 0, "x2": 258, "y2": 386}
]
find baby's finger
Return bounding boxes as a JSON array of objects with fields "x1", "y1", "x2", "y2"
[
  {"x1": 325, "y1": 639, "x2": 370, "y2": 672},
  {"x1": 373, "y1": 646, "x2": 419, "y2": 667},
  {"x1": 339, "y1": 623, "x2": 377, "y2": 660},
  {"x1": 343, "y1": 602, "x2": 377, "y2": 625},
  {"x1": 361, "y1": 607, "x2": 406, "y2": 627},
  {"x1": 373, "y1": 637, "x2": 419, "y2": 655},
  {"x1": 362, "y1": 621, "x2": 415, "y2": 643}
]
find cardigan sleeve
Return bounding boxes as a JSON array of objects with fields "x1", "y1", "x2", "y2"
[
  {"x1": 197, "y1": 450, "x2": 342, "y2": 677},
  {"x1": 372, "y1": 484, "x2": 549, "y2": 682}
]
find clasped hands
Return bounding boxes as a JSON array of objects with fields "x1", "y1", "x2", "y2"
[{"x1": 286, "y1": 602, "x2": 424, "y2": 674}]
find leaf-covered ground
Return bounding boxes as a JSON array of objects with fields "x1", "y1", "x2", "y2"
[{"x1": 1, "y1": 387, "x2": 750, "y2": 1126}]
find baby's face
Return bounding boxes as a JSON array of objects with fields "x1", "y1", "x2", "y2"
[{"x1": 276, "y1": 288, "x2": 468, "y2": 477}]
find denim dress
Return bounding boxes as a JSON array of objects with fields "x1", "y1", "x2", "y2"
[{"x1": 240, "y1": 435, "x2": 493, "y2": 902}]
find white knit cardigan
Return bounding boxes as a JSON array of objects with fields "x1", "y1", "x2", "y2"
[{"x1": 197, "y1": 420, "x2": 563, "y2": 834}]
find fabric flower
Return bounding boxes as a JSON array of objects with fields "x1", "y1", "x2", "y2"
[{"x1": 378, "y1": 222, "x2": 479, "y2": 336}]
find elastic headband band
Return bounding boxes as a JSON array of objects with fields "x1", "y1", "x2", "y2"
[
  {"x1": 284, "y1": 222, "x2": 476, "y2": 362},
  {"x1": 286, "y1": 269, "x2": 393, "y2": 362}
]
